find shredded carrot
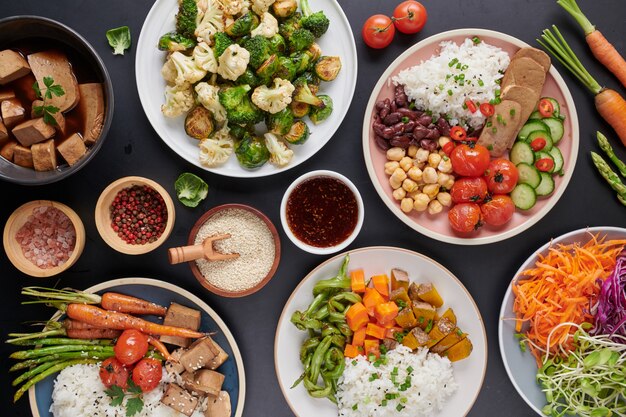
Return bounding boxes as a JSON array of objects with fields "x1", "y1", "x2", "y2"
[{"x1": 513, "y1": 233, "x2": 626, "y2": 362}]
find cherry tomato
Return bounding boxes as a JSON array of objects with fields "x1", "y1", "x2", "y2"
[
  {"x1": 479, "y1": 103, "x2": 495, "y2": 117},
  {"x1": 132, "y1": 358, "x2": 162, "y2": 392},
  {"x1": 481, "y1": 195, "x2": 515, "y2": 226},
  {"x1": 485, "y1": 159, "x2": 519, "y2": 194},
  {"x1": 530, "y1": 137, "x2": 547, "y2": 151},
  {"x1": 448, "y1": 203, "x2": 483, "y2": 233},
  {"x1": 450, "y1": 144, "x2": 491, "y2": 176},
  {"x1": 465, "y1": 100, "x2": 477, "y2": 113},
  {"x1": 450, "y1": 177, "x2": 489, "y2": 204},
  {"x1": 392, "y1": 1, "x2": 428, "y2": 34},
  {"x1": 450, "y1": 126, "x2": 467, "y2": 141},
  {"x1": 442, "y1": 141, "x2": 455, "y2": 155},
  {"x1": 362, "y1": 15, "x2": 395, "y2": 49},
  {"x1": 114, "y1": 329, "x2": 149, "y2": 366},
  {"x1": 99, "y1": 357, "x2": 130, "y2": 389},
  {"x1": 535, "y1": 157, "x2": 555, "y2": 172},
  {"x1": 538, "y1": 98, "x2": 554, "y2": 118}
]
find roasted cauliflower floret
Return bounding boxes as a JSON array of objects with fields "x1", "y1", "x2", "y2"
[
  {"x1": 193, "y1": 42, "x2": 218, "y2": 73},
  {"x1": 251, "y1": 0, "x2": 275, "y2": 15},
  {"x1": 264, "y1": 132, "x2": 293, "y2": 167},
  {"x1": 251, "y1": 78, "x2": 295, "y2": 114},
  {"x1": 199, "y1": 126, "x2": 235, "y2": 167},
  {"x1": 195, "y1": 82, "x2": 228, "y2": 124},
  {"x1": 163, "y1": 51, "x2": 207, "y2": 86},
  {"x1": 161, "y1": 83, "x2": 195, "y2": 118},
  {"x1": 251, "y1": 12, "x2": 278, "y2": 38},
  {"x1": 161, "y1": 58, "x2": 178, "y2": 85},
  {"x1": 217, "y1": 44, "x2": 250, "y2": 81},
  {"x1": 195, "y1": 0, "x2": 224, "y2": 45},
  {"x1": 219, "y1": 0, "x2": 249, "y2": 15}
]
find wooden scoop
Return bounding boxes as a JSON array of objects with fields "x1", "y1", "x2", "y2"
[{"x1": 168, "y1": 233, "x2": 239, "y2": 265}]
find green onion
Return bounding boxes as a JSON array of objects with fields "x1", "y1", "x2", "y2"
[
  {"x1": 448, "y1": 58, "x2": 458, "y2": 67},
  {"x1": 472, "y1": 36, "x2": 481, "y2": 44},
  {"x1": 447, "y1": 90, "x2": 453, "y2": 96},
  {"x1": 406, "y1": 366, "x2": 414, "y2": 374},
  {"x1": 381, "y1": 399, "x2": 388, "y2": 406},
  {"x1": 352, "y1": 404, "x2": 358, "y2": 410},
  {"x1": 478, "y1": 79, "x2": 484, "y2": 87}
]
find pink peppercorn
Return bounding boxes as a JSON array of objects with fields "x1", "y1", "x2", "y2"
[{"x1": 109, "y1": 185, "x2": 167, "y2": 245}]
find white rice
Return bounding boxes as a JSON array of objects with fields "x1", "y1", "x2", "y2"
[
  {"x1": 337, "y1": 346, "x2": 457, "y2": 417},
  {"x1": 393, "y1": 38, "x2": 510, "y2": 129},
  {"x1": 50, "y1": 364, "x2": 205, "y2": 417}
]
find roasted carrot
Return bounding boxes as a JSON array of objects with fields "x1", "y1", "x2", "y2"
[
  {"x1": 365, "y1": 322, "x2": 387, "y2": 340},
  {"x1": 372, "y1": 274, "x2": 390, "y2": 297},
  {"x1": 101, "y1": 292, "x2": 167, "y2": 316},
  {"x1": 66, "y1": 304, "x2": 205, "y2": 339},
  {"x1": 350, "y1": 269, "x2": 366, "y2": 293},
  {"x1": 558, "y1": 0, "x2": 626, "y2": 88},
  {"x1": 147, "y1": 336, "x2": 171, "y2": 360},
  {"x1": 345, "y1": 302, "x2": 369, "y2": 331},
  {"x1": 343, "y1": 344, "x2": 360, "y2": 359},
  {"x1": 66, "y1": 328, "x2": 122, "y2": 340}
]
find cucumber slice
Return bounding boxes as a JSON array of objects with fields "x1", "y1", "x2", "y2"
[
  {"x1": 516, "y1": 163, "x2": 541, "y2": 188},
  {"x1": 542, "y1": 118, "x2": 564, "y2": 143},
  {"x1": 511, "y1": 184, "x2": 537, "y2": 210},
  {"x1": 527, "y1": 130, "x2": 553, "y2": 152},
  {"x1": 529, "y1": 111, "x2": 542, "y2": 120},
  {"x1": 510, "y1": 141, "x2": 535, "y2": 165},
  {"x1": 517, "y1": 120, "x2": 550, "y2": 141},
  {"x1": 535, "y1": 172, "x2": 555, "y2": 196},
  {"x1": 540, "y1": 97, "x2": 561, "y2": 118},
  {"x1": 534, "y1": 151, "x2": 555, "y2": 174},
  {"x1": 548, "y1": 146, "x2": 564, "y2": 173}
]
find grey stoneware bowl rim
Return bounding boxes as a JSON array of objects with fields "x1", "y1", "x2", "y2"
[{"x1": 0, "y1": 15, "x2": 114, "y2": 185}]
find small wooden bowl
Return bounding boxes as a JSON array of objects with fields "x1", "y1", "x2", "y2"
[
  {"x1": 95, "y1": 176, "x2": 175, "y2": 255},
  {"x1": 187, "y1": 203, "x2": 281, "y2": 297},
  {"x1": 3, "y1": 200, "x2": 85, "y2": 277}
]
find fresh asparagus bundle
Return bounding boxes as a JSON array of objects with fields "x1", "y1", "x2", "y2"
[{"x1": 591, "y1": 151, "x2": 626, "y2": 206}]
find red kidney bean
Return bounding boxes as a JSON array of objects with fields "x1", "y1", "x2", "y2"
[
  {"x1": 375, "y1": 100, "x2": 386, "y2": 111},
  {"x1": 418, "y1": 114, "x2": 433, "y2": 126},
  {"x1": 425, "y1": 128, "x2": 440, "y2": 140},
  {"x1": 390, "y1": 135, "x2": 412, "y2": 148},
  {"x1": 374, "y1": 135, "x2": 391, "y2": 150},
  {"x1": 436, "y1": 117, "x2": 451, "y2": 136},
  {"x1": 382, "y1": 127, "x2": 395, "y2": 139},
  {"x1": 380, "y1": 107, "x2": 390, "y2": 119},
  {"x1": 383, "y1": 112, "x2": 402, "y2": 125},
  {"x1": 394, "y1": 85, "x2": 408, "y2": 107},
  {"x1": 412, "y1": 125, "x2": 429, "y2": 140},
  {"x1": 392, "y1": 122, "x2": 405, "y2": 134},
  {"x1": 397, "y1": 108, "x2": 420, "y2": 120},
  {"x1": 390, "y1": 100, "x2": 397, "y2": 112},
  {"x1": 420, "y1": 139, "x2": 438, "y2": 151},
  {"x1": 403, "y1": 121, "x2": 416, "y2": 133},
  {"x1": 373, "y1": 122, "x2": 386, "y2": 137}
]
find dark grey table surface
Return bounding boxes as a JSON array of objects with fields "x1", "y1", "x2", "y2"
[{"x1": 1, "y1": 0, "x2": 625, "y2": 416}]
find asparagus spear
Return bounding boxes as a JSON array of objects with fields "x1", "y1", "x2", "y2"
[
  {"x1": 7, "y1": 337, "x2": 114, "y2": 347},
  {"x1": 9, "y1": 349, "x2": 115, "y2": 371},
  {"x1": 597, "y1": 132, "x2": 626, "y2": 177},
  {"x1": 591, "y1": 152, "x2": 626, "y2": 206},
  {"x1": 12, "y1": 360, "x2": 63, "y2": 387},
  {"x1": 10, "y1": 344, "x2": 114, "y2": 360}
]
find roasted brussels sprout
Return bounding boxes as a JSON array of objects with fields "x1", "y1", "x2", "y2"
[
  {"x1": 315, "y1": 56, "x2": 342, "y2": 81},
  {"x1": 272, "y1": 0, "x2": 298, "y2": 18},
  {"x1": 273, "y1": 56, "x2": 297, "y2": 81},
  {"x1": 268, "y1": 34, "x2": 287, "y2": 55},
  {"x1": 256, "y1": 54, "x2": 279, "y2": 83},
  {"x1": 158, "y1": 31, "x2": 196, "y2": 52},
  {"x1": 229, "y1": 124, "x2": 254, "y2": 140},
  {"x1": 279, "y1": 12, "x2": 302, "y2": 38},
  {"x1": 236, "y1": 68, "x2": 261, "y2": 88},
  {"x1": 309, "y1": 94, "x2": 333, "y2": 124},
  {"x1": 290, "y1": 100, "x2": 310, "y2": 118},
  {"x1": 225, "y1": 12, "x2": 259, "y2": 37},
  {"x1": 306, "y1": 43, "x2": 322, "y2": 62},
  {"x1": 185, "y1": 106, "x2": 215, "y2": 139},
  {"x1": 235, "y1": 134, "x2": 270, "y2": 169},
  {"x1": 265, "y1": 107, "x2": 295, "y2": 135},
  {"x1": 290, "y1": 51, "x2": 312, "y2": 74},
  {"x1": 283, "y1": 120, "x2": 310, "y2": 145}
]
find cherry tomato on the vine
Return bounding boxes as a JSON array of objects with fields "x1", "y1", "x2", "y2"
[
  {"x1": 450, "y1": 177, "x2": 489, "y2": 204},
  {"x1": 481, "y1": 195, "x2": 515, "y2": 226},
  {"x1": 392, "y1": 1, "x2": 428, "y2": 34},
  {"x1": 114, "y1": 329, "x2": 149, "y2": 366},
  {"x1": 362, "y1": 15, "x2": 395, "y2": 49},
  {"x1": 448, "y1": 203, "x2": 483, "y2": 233},
  {"x1": 450, "y1": 144, "x2": 491, "y2": 177},
  {"x1": 485, "y1": 159, "x2": 519, "y2": 194},
  {"x1": 99, "y1": 357, "x2": 130, "y2": 389}
]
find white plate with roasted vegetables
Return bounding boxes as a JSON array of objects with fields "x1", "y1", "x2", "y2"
[
  {"x1": 136, "y1": 0, "x2": 357, "y2": 178},
  {"x1": 274, "y1": 246, "x2": 487, "y2": 417}
]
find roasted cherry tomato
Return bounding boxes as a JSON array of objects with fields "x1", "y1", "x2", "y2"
[
  {"x1": 481, "y1": 195, "x2": 515, "y2": 226},
  {"x1": 442, "y1": 141, "x2": 455, "y2": 155},
  {"x1": 538, "y1": 98, "x2": 554, "y2": 118},
  {"x1": 99, "y1": 357, "x2": 130, "y2": 389},
  {"x1": 448, "y1": 203, "x2": 483, "y2": 233},
  {"x1": 465, "y1": 100, "x2": 477, "y2": 113},
  {"x1": 530, "y1": 137, "x2": 547, "y2": 151},
  {"x1": 392, "y1": 1, "x2": 428, "y2": 34},
  {"x1": 450, "y1": 126, "x2": 467, "y2": 141},
  {"x1": 450, "y1": 177, "x2": 489, "y2": 204},
  {"x1": 114, "y1": 329, "x2": 149, "y2": 366},
  {"x1": 362, "y1": 15, "x2": 395, "y2": 49},
  {"x1": 450, "y1": 144, "x2": 491, "y2": 176},
  {"x1": 479, "y1": 103, "x2": 495, "y2": 117},
  {"x1": 485, "y1": 159, "x2": 519, "y2": 194},
  {"x1": 535, "y1": 157, "x2": 555, "y2": 172},
  {"x1": 132, "y1": 358, "x2": 162, "y2": 392}
]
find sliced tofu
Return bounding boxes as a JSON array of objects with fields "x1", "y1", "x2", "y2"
[
  {"x1": 206, "y1": 337, "x2": 229, "y2": 371},
  {"x1": 1, "y1": 99, "x2": 26, "y2": 128},
  {"x1": 512, "y1": 47, "x2": 551, "y2": 73},
  {"x1": 476, "y1": 100, "x2": 523, "y2": 157},
  {"x1": 31, "y1": 139, "x2": 57, "y2": 171},
  {"x1": 165, "y1": 348, "x2": 186, "y2": 375},
  {"x1": 0, "y1": 139, "x2": 18, "y2": 161},
  {"x1": 0, "y1": 50, "x2": 30, "y2": 85},
  {"x1": 161, "y1": 383, "x2": 199, "y2": 417},
  {"x1": 12, "y1": 118, "x2": 55, "y2": 146},
  {"x1": 501, "y1": 57, "x2": 546, "y2": 92},
  {"x1": 29, "y1": 99, "x2": 65, "y2": 134},
  {"x1": 161, "y1": 303, "x2": 203, "y2": 348},
  {"x1": 77, "y1": 83, "x2": 104, "y2": 145},
  {"x1": 205, "y1": 391, "x2": 231, "y2": 417},
  {"x1": 501, "y1": 84, "x2": 541, "y2": 130},
  {"x1": 57, "y1": 133, "x2": 86, "y2": 166},
  {"x1": 0, "y1": 120, "x2": 8, "y2": 143},
  {"x1": 27, "y1": 51, "x2": 79, "y2": 112},
  {"x1": 13, "y1": 144, "x2": 33, "y2": 168},
  {"x1": 181, "y1": 369, "x2": 225, "y2": 397},
  {"x1": 0, "y1": 88, "x2": 16, "y2": 101},
  {"x1": 180, "y1": 337, "x2": 219, "y2": 373}
]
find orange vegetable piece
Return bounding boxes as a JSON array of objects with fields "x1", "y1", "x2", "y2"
[
  {"x1": 350, "y1": 269, "x2": 366, "y2": 293},
  {"x1": 364, "y1": 339, "x2": 380, "y2": 359},
  {"x1": 363, "y1": 288, "x2": 386, "y2": 310},
  {"x1": 372, "y1": 274, "x2": 390, "y2": 297},
  {"x1": 391, "y1": 268, "x2": 410, "y2": 291},
  {"x1": 352, "y1": 326, "x2": 366, "y2": 347},
  {"x1": 345, "y1": 302, "x2": 369, "y2": 331},
  {"x1": 385, "y1": 326, "x2": 403, "y2": 339},
  {"x1": 374, "y1": 301, "x2": 399, "y2": 325},
  {"x1": 344, "y1": 344, "x2": 361, "y2": 358},
  {"x1": 366, "y1": 322, "x2": 386, "y2": 340}
]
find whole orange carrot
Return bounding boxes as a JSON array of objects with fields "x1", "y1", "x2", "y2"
[
  {"x1": 558, "y1": 0, "x2": 626, "y2": 88},
  {"x1": 101, "y1": 292, "x2": 167, "y2": 316}
]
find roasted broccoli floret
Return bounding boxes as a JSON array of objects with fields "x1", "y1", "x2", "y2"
[
  {"x1": 300, "y1": 0, "x2": 330, "y2": 38},
  {"x1": 236, "y1": 68, "x2": 261, "y2": 88},
  {"x1": 242, "y1": 36, "x2": 271, "y2": 69},
  {"x1": 309, "y1": 94, "x2": 333, "y2": 124},
  {"x1": 213, "y1": 32, "x2": 234, "y2": 58},
  {"x1": 273, "y1": 56, "x2": 297, "y2": 81},
  {"x1": 315, "y1": 56, "x2": 342, "y2": 81},
  {"x1": 235, "y1": 134, "x2": 270, "y2": 169},
  {"x1": 176, "y1": 0, "x2": 198, "y2": 39},
  {"x1": 289, "y1": 28, "x2": 315, "y2": 52},
  {"x1": 268, "y1": 34, "x2": 287, "y2": 55},
  {"x1": 272, "y1": 0, "x2": 298, "y2": 19},
  {"x1": 225, "y1": 11, "x2": 259, "y2": 37},
  {"x1": 283, "y1": 120, "x2": 310, "y2": 145},
  {"x1": 158, "y1": 31, "x2": 196, "y2": 52},
  {"x1": 293, "y1": 75, "x2": 324, "y2": 108},
  {"x1": 266, "y1": 107, "x2": 295, "y2": 135},
  {"x1": 279, "y1": 12, "x2": 302, "y2": 38},
  {"x1": 218, "y1": 84, "x2": 264, "y2": 125}
]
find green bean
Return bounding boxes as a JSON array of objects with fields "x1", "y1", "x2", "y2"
[
  {"x1": 7, "y1": 338, "x2": 114, "y2": 347},
  {"x1": 290, "y1": 311, "x2": 323, "y2": 331},
  {"x1": 300, "y1": 337, "x2": 320, "y2": 362},
  {"x1": 308, "y1": 335, "x2": 332, "y2": 384},
  {"x1": 312, "y1": 256, "x2": 351, "y2": 296},
  {"x1": 321, "y1": 324, "x2": 340, "y2": 338},
  {"x1": 10, "y1": 344, "x2": 113, "y2": 360},
  {"x1": 336, "y1": 322, "x2": 353, "y2": 338},
  {"x1": 12, "y1": 360, "x2": 63, "y2": 387},
  {"x1": 306, "y1": 293, "x2": 329, "y2": 317},
  {"x1": 313, "y1": 305, "x2": 329, "y2": 320},
  {"x1": 328, "y1": 312, "x2": 346, "y2": 323},
  {"x1": 9, "y1": 349, "x2": 115, "y2": 371},
  {"x1": 330, "y1": 334, "x2": 346, "y2": 349}
]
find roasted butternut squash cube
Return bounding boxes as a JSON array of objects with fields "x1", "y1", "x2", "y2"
[
  {"x1": 401, "y1": 327, "x2": 429, "y2": 350},
  {"x1": 395, "y1": 307, "x2": 418, "y2": 329},
  {"x1": 444, "y1": 337, "x2": 473, "y2": 362},
  {"x1": 416, "y1": 283, "x2": 444, "y2": 308},
  {"x1": 430, "y1": 327, "x2": 466, "y2": 354},
  {"x1": 440, "y1": 308, "x2": 457, "y2": 325},
  {"x1": 391, "y1": 268, "x2": 410, "y2": 291},
  {"x1": 389, "y1": 287, "x2": 411, "y2": 306},
  {"x1": 426, "y1": 317, "x2": 455, "y2": 348},
  {"x1": 412, "y1": 301, "x2": 436, "y2": 329}
]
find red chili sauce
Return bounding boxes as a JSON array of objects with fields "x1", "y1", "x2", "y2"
[{"x1": 286, "y1": 176, "x2": 359, "y2": 248}]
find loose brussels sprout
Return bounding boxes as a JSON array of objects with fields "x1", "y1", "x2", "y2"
[
  {"x1": 290, "y1": 100, "x2": 310, "y2": 118},
  {"x1": 265, "y1": 107, "x2": 295, "y2": 135},
  {"x1": 225, "y1": 12, "x2": 259, "y2": 37},
  {"x1": 315, "y1": 56, "x2": 342, "y2": 81},
  {"x1": 175, "y1": 172, "x2": 209, "y2": 208},
  {"x1": 309, "y1": 94, "x2": 333, "y2": 124},
  {"x1": 273, "y1": 56, "x2": 297, "y2": 81},
  {"x1": 256, "y1": 54, "x2": 279, "y2": 83},
  {"x1": 268, "y1": 34, "x2": 287, "y2": 55},
  {"x1": 185, "y1": 106, "x2": 215, "y2": 139},
  {"x1": 236, "y1": 68, "x2": 261, "y2": 88},
  {"x1": 272, "y1": 0, "x2": 298, "y2": 18},
  {"x1": 235, "y1": 134, "x2": 270, "y2": 169},
  {"x1": 284, "y1": 120, "x2": 310, "y2": 145},
  {"x1": 290, "y1": 51, "x2": 312, "y2": 75}
]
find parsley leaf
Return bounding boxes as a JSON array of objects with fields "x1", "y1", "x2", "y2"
[
  {"x1": 126, "y1": 397, "x2": 144, "y2": 417},
  {"x1": 127, "y1": 380, "x2": 143, "y2": 395},
  {"x1": 31, "y1": 78, "x2": 64, "y2": 126},
  {"x1": 48, "y1": 84, "x2": 65, "y2": 98},
  {"x1": 32, "y1": 81, "x2": 42, "y2": 99},
  {"x1": 105, "y1": 385, "x2": 125, "y2": 407}
]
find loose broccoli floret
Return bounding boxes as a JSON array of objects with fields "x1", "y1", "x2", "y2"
[
  {"x1": 176, "y1": 0, "x2": 198, "y2": 39},
  {"x1": 235, "y1": 134, "x2": 270, "y2": 169},
  {"x1": 266, "y1": 107, "x2": 295, "y2": 135},
  {"x1": 236, "y1": 68, "x2": 261, "y2": 88},
  {"x1": 279, "y1": 12, "x2": 302, "y2": 38},
  {"x1": 225, "y1": 11, "x2": 259, "y2": 37},
  {"x1": 283, "y1": 120, "x2": 310, "y2": 145},
  {"x1": 218, "y1": 84, "x2": 264, "y2": 125},
  {"x1": 268, "y1": 34, "x2": 287, "y2": 55},
  {"x1": 158, "y1": 31, "x2": 196, "y2": 52},
  {"x1": 289, "y1": 28, "x2": 315, "y2": 52},
  {"x1": 293, "y1": 75, "x2": 324, "y2": 108},
  {"x1": 309, "y1": 94, "x2": 333, "y2": 124},
  {"x1": 213, "y1": 32, "x2": 234, "y2": 58},
  {"x1": 273, "y1": 56, "x2": 297, "y2": 81},
  {"x1": 300, "y1": 0, "x2": 330, "y2": 38},
  {"x1": 315, "y1": 56, "x2": 342, "y2": 81},
  {"x1": 242, "y1": 36, "x2": 271, "y2": 69}
]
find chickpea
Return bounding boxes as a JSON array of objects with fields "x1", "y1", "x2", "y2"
[
  {"x1": 438, "y1": 156, "x2": 453, "y2": 173},
  {"x1": 389, "y1": 167, "x2": 407, "y2": 189},
  {"x1": 413, "y1": 193, "x2": 430, "y2": 212},
  {"x1": 400, "y1": 198, "x2": 414, "y2": 213},
  {"x1": 423, "y1": 183, "x2": 440, "y2": 200},
  {"x1": 437, "y1": 172, "x2": 451, "y2": 187},
  {"x1": 386, "y1": 147, "x2": 406, "y2": 161},
  {"x1": 428, "y1": 152, "x2": 442, "y2": 168},
  {"x1": 402, "y1": 178, "x2": 419, "y2": 193},
  {"x1": 384, "y1": 161, "x2": 400, "y2": 176},
  {"x1": 437, "y1": 192, "x2": 452, "y2": 207},
  {"x1": 438, "y1": 136, "x2": 451, "y2": 148},
  {"x1": 444, "y1": 177, "x2": 455, "y2": 190},
  {"x1": 407, "y1": 166, "x2": 423, "y2": 182},
  {"x1": 407, "y1": 145, "x2": 419, "y2": 158},
  {"x1": 399, "y1": 156, "x2": 413, "y2": 172},
  {"x1": 422, "y1": 167, "x2": 438, "y2": 184},
  {"x1": 392, "y1": 188, "x2": 406, "y2": 201},
  {"x1": 408, "y1": 189, "x2": 422, "y2": 200},
  {"x1": 428, "y1": 199, "x2": 443, "y2": 215},
  {"x1": 415, "y1": 148, "x2": 430, "y2": 164}
]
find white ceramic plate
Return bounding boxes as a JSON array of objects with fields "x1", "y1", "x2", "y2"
[
  {"x1": 136, "y1": 0, "x2": 357, "y2": 178},
  {"x1": 275, "y1": 246, "x2": 488, "y2": 417},
  {"x1": 362, "y1": 29, "x2": 579, "y2": 245},
  {"x1": 498, "y1": 226, "x2": 626, "y2": 416},
  {"x1": 29, "y1": 278, "x2": 246, "y2": 417}
]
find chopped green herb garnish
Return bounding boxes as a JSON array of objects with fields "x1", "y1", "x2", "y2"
[
  {"x1": 448, "y1": 58, "x2": 459, "y2": 67},
  {"x1": 492, "y1": 127, "x2": 498, "y2": 133},
  {"x1": 406, "y1": 366, "x2": 414, "y2": 374},
  {"x1": 495, "y1": 89, "x2": 501, "y2": 97},
  {"x1": 510, "y1": 108, "x2": 516, "y2": 116},
  {"x1": 408, "y1": 102, "x2": 416, "y2": 110},
  {"x1": 461, "y1": 64, "x2": 469, "y2": 71},
  {"x1": 519, "y1": 340, "x2": 527, "y2": 352},
  {"x1": 401, "y1": 116, "x2": 409, "y2": 123},
  {"x1": 394, "y1": 331, "x2": 406, "y2": 343},
  {"x1": 477, "y1": 79, "x2": 484, "y2": 87},
  {"x1": 495, "y1": 78, "x2": 502, "y2": 84},
  {"x1": 32, "y1": 76, "x2": 65, "y2": 126},
  {"x1": 456, "y1": 329, "x2": 463, "y2": 336},
  {"x1": 497, "y1": 114, "x2": 506, "y2": 125},
  {"x1": 472, "y1": 36, "x2": 481, "y2": 44},
  {"x1": 486, "y1": 121, "x2": 493, "y2": 127},
  {"x1": 352, "y1": 404, "x2": 358, "y2": 410},
  {"x1": 391, "y1": 367, "x2": 399, "y2": 376},
  {"x1": 369, "y1": 373, "x2": 379, "y2": 382},
  {"x1": 368, "y1": 354, "x2": 376, "y2": 362},
  {"x1": 381, "y1": 399, "x2": 388, "y2": 406},
  {"x1": 380, "y1": 344, "x2": 388, "y2": 354},
  {"x1": 352, "y1": 359, "x2": 358, "y2": 365},
  {"x1": 447, "y1": 90, "x2": 453, "y2": 96},
  {"x1": 396, "y1": 299, "x2": 407, "y2": 309},
  {"x1": 424, "y1": 320, "x2": 434, "y2": 333},
  {"x1": 462, "y1": 102, "x2": 468, "y2": 110},
  {"x1": 397, "y1": 403, "x2": 406, "y2": 411},
  {"x1": 418, "y1": 316, "x2": 425, "y2": 324}
]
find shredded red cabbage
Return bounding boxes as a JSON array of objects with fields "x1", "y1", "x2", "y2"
[{"x1": 593, "y1": 252, "x2": 626, "y2": 340}]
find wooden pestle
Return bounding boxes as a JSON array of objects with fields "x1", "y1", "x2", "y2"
[{"x1": 168, "y1": 233, "x2": 240, "y2": 264}]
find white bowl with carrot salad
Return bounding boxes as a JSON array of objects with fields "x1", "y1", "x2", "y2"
[{"x1": 498, "y1": 226, "x2": 626, "y2": 417}]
